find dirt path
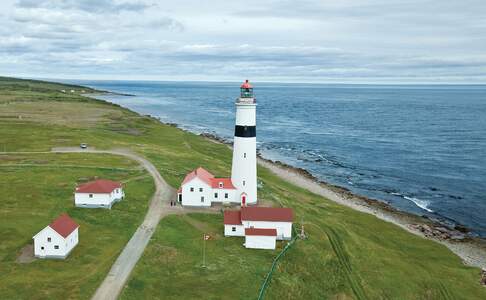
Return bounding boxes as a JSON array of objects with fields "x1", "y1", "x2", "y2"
[
  {"x1": 51, "y1": 147, "x2": 175, "y2": 300},
  {"x1": 257, "y1": 158, "x2": 486, "y2": 270}
]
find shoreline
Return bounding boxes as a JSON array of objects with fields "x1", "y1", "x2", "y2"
[
  {"x1": 85, "y1": 93, "x2": 486, "y2": 270},
  {"x1": 197, "y1": 133, "x2": 486, "y2": 270}
]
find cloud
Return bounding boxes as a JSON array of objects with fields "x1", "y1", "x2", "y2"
[
  {"x1": 1, "y1": 0, "x2": 485, "y2": 82},
  {"x1": 16, "y1": 0, "x2": 150, "y2": 13}
]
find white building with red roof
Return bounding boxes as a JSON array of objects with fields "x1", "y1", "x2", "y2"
[
  {"x1": 224, "y1": 206, "x2": 293, "y2": 249},
  {"x1": 74, "y1": 179, "x2": 124, "y2": 209},
  {"x1": 33, "y1": 213, "x2": 79, "y2": 259},
  {"x1": 177, "y1": 167, "x2": 238, "y2": 206}
]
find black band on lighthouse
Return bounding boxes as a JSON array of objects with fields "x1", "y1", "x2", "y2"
[{"x1": 235, "y1": 125, "x2": 256, "y2": 137}]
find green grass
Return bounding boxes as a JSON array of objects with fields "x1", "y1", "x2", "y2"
[
  {"x1": 1, "y1": 77, "x2": 485, "y2": 299},
  {"x1": 0, "y1": 153, "x2": 154, "y2": 299}
]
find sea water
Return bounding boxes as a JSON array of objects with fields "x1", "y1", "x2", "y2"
[{"x1": 63, "y1": 80, "x2": 486, "y2": 237}]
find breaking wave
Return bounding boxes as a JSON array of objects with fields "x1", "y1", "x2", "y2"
[{"x1": 404, "y1": 196, "x2": 434, "y2": 213}]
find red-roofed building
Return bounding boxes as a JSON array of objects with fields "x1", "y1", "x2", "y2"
[
  {"x1": 224, "y1": 206, "x2": 293, "y2": 247},
  {"x1": 177, "y1": 167, "x2": 238, "y2": 207},
  {"x1": 244, "y1": 228, "x2": 277, "y2": 250},
  {"x1": 74, "y1": 179, "x2": 124, "y2": 209},
  {"x1": 33, "y1": 213, "x2": 79, "y2": 259}
]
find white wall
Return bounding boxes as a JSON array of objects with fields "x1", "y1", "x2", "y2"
[
  {"x1": 243, "y1": 220, "x2": 292, "y2": 240},
  {"x1": 33, "y1": 227, "x2": 79, "y2": 259},
  {"x1": 212, "y1": 188, "x2": 238, "y2": 204},
  {"x1": 224, "y1": 224, "x2": 245, "y2": 236},
  {"x1": 181, "y1": 177, "x2": 212, "y2": 206},
  {"x1": 245, "y1": 235, "x2": 276, "y2": 250},
  {"x1": 75, "y1": 188, "x2": 124, "y2": 208}
]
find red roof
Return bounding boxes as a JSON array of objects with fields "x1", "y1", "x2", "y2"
[
  {"x1": 224, "y1": 210, "x2": 242, "y2": 225},
  {"x1": 180, "y1": 167, "x2": 234, "y2": 189},
  {"x1": 241, "y1": 207, "x2": 293, "y2": 222},
  {"x1": 241, "y1": 79, "x2": 252, "y2": 89},
  {"x1": 210, "y1": 178, "x2": 236, "y2": 189},
  {"x1": 49, "y1": 213, "x2": 79, "y2": 238},
  {"x1": 76, "y1": 179, "x2": 121, "y2": 194},
  {"x1": 245, "y1": 228, "x2": 277, "y2": 236},
  {"x1": 181, "y1": 167, "x2": 214, "y2": 186}
]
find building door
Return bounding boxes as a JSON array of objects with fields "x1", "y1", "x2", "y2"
[
  {"x1": 178, "y1": 194, "x2": 182, "y2": 202},
  {"x1": 241, "y1": 192, "x2": 247, "y2": 206}
]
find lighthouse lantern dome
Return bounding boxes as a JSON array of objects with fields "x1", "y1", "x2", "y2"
[{"x1": 240, "y1": 80, "x2": 254, "y2": 98}]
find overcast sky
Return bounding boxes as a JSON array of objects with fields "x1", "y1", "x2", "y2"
[{"x1": 1, "y1": 0, "x2": 485, "y2": 83}]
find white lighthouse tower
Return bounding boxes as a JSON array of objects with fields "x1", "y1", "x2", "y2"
[{"x1": 231, "y1": 80, "x2": 257, "y2": 206}]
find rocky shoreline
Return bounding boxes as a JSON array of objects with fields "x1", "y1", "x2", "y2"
[{"x1": 198, "y1": 132, "x2": 486, "y2": 270}]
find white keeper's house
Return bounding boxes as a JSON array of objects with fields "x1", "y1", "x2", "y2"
[
  {"x1": 177, "y1": 167, "x2": 238, "y2": 206},
  {"x1": 74, "y1": 179, "x2": 124, "y2": 209},
  {"x1": 33, "y1": 213, "x2": 79, "y2": 259},
  {"x1": 224, "y1": 206, "x2": 294, "y2": 249}
]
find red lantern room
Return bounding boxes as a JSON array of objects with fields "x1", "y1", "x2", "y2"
[{"x1": 240, "y1": 80, "x2": 254, "y2": 98}]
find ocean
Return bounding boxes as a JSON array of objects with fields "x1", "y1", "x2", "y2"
[{"x1": 62, "y1": 80, "x2": 486, "y2": 237}]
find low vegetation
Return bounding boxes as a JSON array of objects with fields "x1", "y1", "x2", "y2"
[{"x1": 1, "y1": 77, "x2": 485, "y2": 299}]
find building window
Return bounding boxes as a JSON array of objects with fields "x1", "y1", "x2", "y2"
[
  {"x1": 219, "y1": 182, "x2": 223, "y2": 188},
  {"x1": 47, "y1": 237, "x2": 51, "y2": 242},
  {"x1": 232, "y1": 227, "x2": 236, "y2": 232},
  {"x1": 214, "y1": 193, "x2": 218, "y2": 198},
  {"x1": 201, "y1": 196, "x2": 204, "y2": 202},
  {"x1": 41, "y1": 246, "x2": 44, "y2": 250},
  {"x1": 190, "y1": 187, "x2": 194, "y2": 192},
  {"x1": 243, "y1": 180, "x2": 246, "y2": 186},
  {"x1": 199, "y1": 187, "x2": 203, "y2": 192},
  {"x1": 54, "y1": 245, "x2": 59, "y2": 249},
  {"x1": 89, "y1": 194, "x2": 93, "y2": 198},
  {"x1": 244, "y1": 153, "x2": 246, "y2": 158},
  {"x1": 225, "y1": 193, "x2": 228, "y2": 199}
]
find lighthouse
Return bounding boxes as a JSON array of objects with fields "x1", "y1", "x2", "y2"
[{"x1": 231, "y1": 80, "x2": 257, "y2": 206}]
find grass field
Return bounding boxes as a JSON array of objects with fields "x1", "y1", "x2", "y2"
[
  {"x1": 0, "y1": 153, "x2": 154, "y2": 299},
  {"x1": 1, "y1": 76, "x2": 485, "y2": 299}
]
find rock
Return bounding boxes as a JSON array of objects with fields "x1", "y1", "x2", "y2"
[
  {"x1": 481, "y1": 269, "x2": 486, "y2": 286},
  {"x1": 450, "y1": 234, "x2": 466, "y2": 241},
  {"x1": 436, "y1": 227, "x2": 449, "y2": 233},
  {"x1": 454, "y1": 224, "x2": 469, "y2": 233}
]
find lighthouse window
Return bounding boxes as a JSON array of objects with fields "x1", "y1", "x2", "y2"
[
  {"x1": 214, "y1": 193, "x2": 218, "y2": 198},
  {"x1": 243, "y1": 180, "x2": 246, "y2": 186},
  {"x1": 190, "y1": 187, "x2": 194, "y2": 192},
  {"x1": 201, "y1": 196, "x2": 204, "y2": 202},
  {"x1": 219, "y1": 182, "x2": 223, "y2": 188},
  {"x1": 244, "y1": 153, "x2": 246, "y2": 158},
  {"x1": 225, "y1": 193, "x2": 228, "y2": 199},
  {"x1": 54, "y1": 245, "x2": 59, "y2": 249},
  {"x1": 199, "y1": 187, "x2": 203, "y2": 192}
]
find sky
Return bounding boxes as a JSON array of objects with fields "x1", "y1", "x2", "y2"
[{"x1": 1, "y1": 0, "x2": 485, "y2": 83}]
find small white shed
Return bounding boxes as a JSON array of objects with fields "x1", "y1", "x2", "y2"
[
  {"x1": 75, "y1": 179, "x2": 124, "y2": 209},
  {"x1": 244, "y1": 228, "x2": 277, "y2": 250},
  {"x1": 33, "y1": 213, "x2": 79, "y2": 259}
]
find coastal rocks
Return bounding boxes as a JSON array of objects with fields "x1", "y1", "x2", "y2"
[
  {"x1": 409, "y1": 224, "x2": 467, "y2": 241},
  {"x1": 199, "y1": 133, "x2": 231, "y2": 145},
  {"x1": 481, "y1": 269, "x2": 486, "y2": 286}
]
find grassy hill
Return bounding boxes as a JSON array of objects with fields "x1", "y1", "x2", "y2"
[{"x1": 1, "y1": 76, "x2": 485, "y2": 299}]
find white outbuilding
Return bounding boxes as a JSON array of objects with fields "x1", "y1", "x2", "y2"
[
  {"x1": 74, "y1": 179, "x2": 124, "y2": 209},
  {"x1": 224, "y1": 206, "x2": 293, "y2": 250},
  {"x1": 33, "y1": 213, "x2": 79, "y2": 259},
  {"x1": 244, "y1": 228, "x2": 277, "y2": 250},
  {"x1": 178, "y1": 167, "x2": 238, "y2": 207}
]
